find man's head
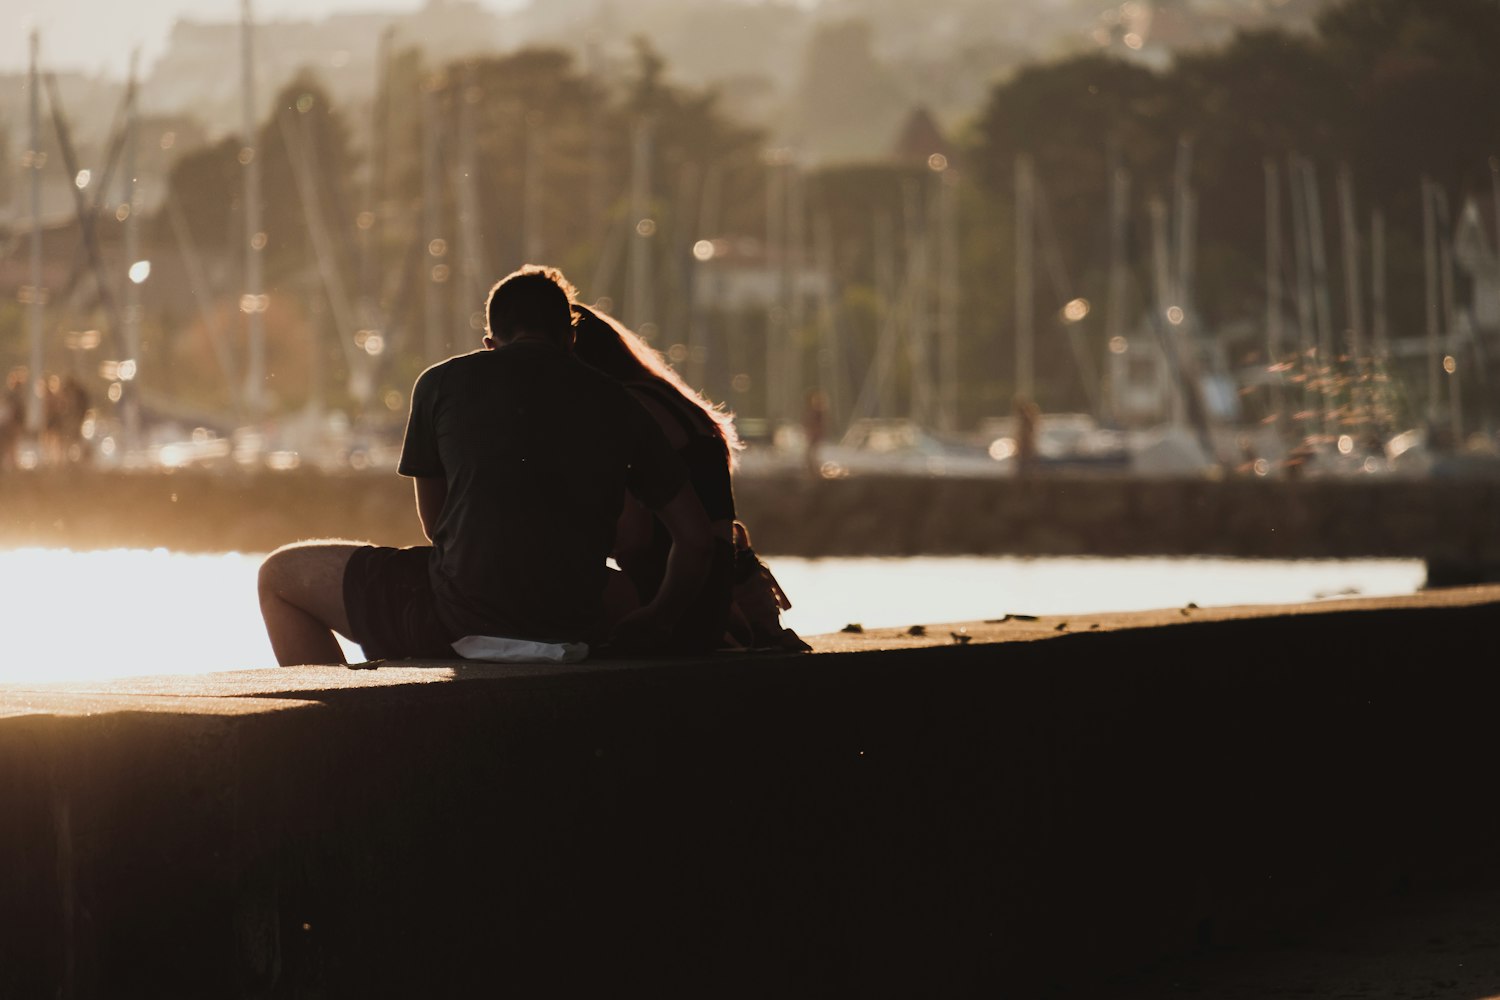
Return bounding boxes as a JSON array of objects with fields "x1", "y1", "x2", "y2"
[{"x1": 483, "y1": 265, "x2": 579, "y2": 349}]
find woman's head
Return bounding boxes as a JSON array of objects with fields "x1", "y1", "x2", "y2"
[{"x1": 571, "y1": 304, "x2": 742, "y2": 459}]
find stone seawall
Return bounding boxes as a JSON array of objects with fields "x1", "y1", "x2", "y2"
[
  {"x1": 1, "y1": 468, "x2": 1496, "y2": 565},
  {"x1": 3, "y1": 587, "x2": 1500, "y2": 995}
]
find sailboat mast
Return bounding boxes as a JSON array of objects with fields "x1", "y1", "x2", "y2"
[
  {"x1": 1435, "y1": 187, "x2": 1462, "y2": 442},
  {"x1": 456, "y1": 71, "x2": 489, "y2": 324},
  {"x1": 1371, "y1": 209, "x2": 1387, "y2": 363},
  {"x1": 522, "y1": 109, "x2": 544, "y2": 263},
  {"x1": 26, "y1": 30, "x2": 44, "y2": 435},
  {"x1": 785, "y1": 159, "x2": 806, "y2": 422},
  {"x1": 764, "y1": 150, "x2": 784, "y2": 424},
  {"x1": 903, "y1": 178, "x2": 932, "y2": 427},
  {"x1": 628, "y1": 116, "x2": 654, "y2": 337},
  {"x1": 1301, "y1": 162, "x2": 1334, "y2": 385},
  {"x1": 1336, "y1": 165, "x2": 1363, "y2": 425},
  {"x1": 241, "y1": 0, "x2": 265, "y2": 419},
  {"x1": 421, "y1": 84, "x2": 443, "y2": 362},
  {"x1": 1172, "y1": 137, "x2": 1194, "y2": 318},
  {"x1": 814, "y1": 211, "x2": 843, "y2": 429},
  {"x1": 1105, "y1": 160, "x2": 1129, "y2": 423},
  {"x1": 1264, "y1": 159, "x2": 1283, "y2": 424},
  {"x1": 1421, "y1": 177, "x2": 1442, "y2": 428},
  {"x1": 122, "y1": 51, "x2": 142, "y2": 448},
  {"x1": 1287, "y1": 155, "x2": 1317, "y2": 428},
  {"x1": 1148, "y1": 197, "x2": 1181, "y2": 426},
  {"x1": 936, "y1": 159, "x2": 959, "y2": 433},
  {"x1": 1014, "y1": 153, "x2": 1034, "y2": 403}
]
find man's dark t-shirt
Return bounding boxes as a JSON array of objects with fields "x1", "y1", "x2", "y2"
[{"x1": 398, "y1": 340, "x2": 685, "y2": 642}]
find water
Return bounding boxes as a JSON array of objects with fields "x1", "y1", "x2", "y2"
[{"x1": 0, "y1": 549, "x2": 1426, "y2": 683}]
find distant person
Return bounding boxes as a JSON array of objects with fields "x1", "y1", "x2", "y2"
[
  {"x1": 43, "y1": 373, "x2": 91, "y2": 465},
  {"x1": 1013, "y1": 393, "x2": 1041, "y2": 477},
  {"x1": 0, "y1": 369, "x2": 24, "y2": 472},
  {"x1": 257, "y1": 266, "x2": 713, "y2": 665},
  {"x1": 801, "y1": 388, "x2": 829, "y2": 479},
  {"x1": 571, "y1": 304, "x2": 809, "y2": 653}
]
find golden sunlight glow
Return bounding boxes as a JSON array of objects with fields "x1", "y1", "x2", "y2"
[
  {"x1": 0, "y1": 549, "x2": 361, "y2": 682},
  {"x1": 0, "y1": 551, "x2": 1426, "y2": 683},
  {"x1": 1062, "y1": 297, "x2": 1090, "y2": 322}
]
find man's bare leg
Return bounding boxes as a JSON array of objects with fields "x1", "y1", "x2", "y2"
[{"x1": 258, "y1": 541, "x2": 365, "y2": 666}]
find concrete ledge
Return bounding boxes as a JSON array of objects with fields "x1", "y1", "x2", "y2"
[{"x1": 4, "y1": 586, "x2": 1500, "y2": 994}]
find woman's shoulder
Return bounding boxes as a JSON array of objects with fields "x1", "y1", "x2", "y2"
[{"x1": 624, "y1": 381, "x2": 697, "y2": 450}]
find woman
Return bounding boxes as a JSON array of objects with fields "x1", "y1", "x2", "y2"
[{"x1": 571, "y1": 304, "x2": 807, "y2": 652}]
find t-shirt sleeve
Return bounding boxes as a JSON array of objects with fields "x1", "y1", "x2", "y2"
[
  {"x1": 622, "y1": 392, "x2": 688, "y2": 510},
  {"x1": 397, "y1": 364, "x2": 445, "y2": 479}
]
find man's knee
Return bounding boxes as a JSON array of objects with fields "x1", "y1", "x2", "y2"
[
  {"x1": 258, "y1": 541, "x2": 353, "y2": 601},
  {"x1": 258, "y1": 545, "x2": 302, "y2": 602}
]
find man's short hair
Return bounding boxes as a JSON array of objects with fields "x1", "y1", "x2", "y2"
[{"x1": 486, "y1": 266, "x2": 579, "y2": 345}]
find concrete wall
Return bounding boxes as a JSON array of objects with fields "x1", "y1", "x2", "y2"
[
  {"x1": 2, "y1": 469, "x2": 1497, "y2": 564},
  {"x1": 3, "y1": 588, "x2": 1499, "y2": 995}
]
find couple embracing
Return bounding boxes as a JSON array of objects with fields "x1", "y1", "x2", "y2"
[{"x1": 258, "y1": 265, "x2": 806, "y2": 666}]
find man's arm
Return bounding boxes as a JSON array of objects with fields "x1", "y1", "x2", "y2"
[{"x1": 414, "y1": 476, "x2": 447, "y2": 541}]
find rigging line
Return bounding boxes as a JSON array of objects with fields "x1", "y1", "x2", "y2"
[
  {"x1": 165, "y1": 192, "x2": 242, "y2": 416},
  {"x1": 43, "y1": 72, "x2": 123, "y2": 358},
  {"x1": 277, "y1": 108, "x2": 368, "y2": 388}
]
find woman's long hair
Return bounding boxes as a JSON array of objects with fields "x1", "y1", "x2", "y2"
[{"x1": 572, "y1": 304, "x2": 743, "y2": 463}]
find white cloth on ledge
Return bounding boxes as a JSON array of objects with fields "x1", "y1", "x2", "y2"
[{"x1": 450, "y1": 635, "x2": 589, "y2": 664}]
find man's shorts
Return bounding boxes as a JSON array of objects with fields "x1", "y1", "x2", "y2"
[{"x1": 343, "y1": 545, "x2": 457, "y2": 660}]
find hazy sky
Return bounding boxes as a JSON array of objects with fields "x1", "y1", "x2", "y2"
[{"x1": 3, "y1": 0, "x2": 528, "y2": 79}]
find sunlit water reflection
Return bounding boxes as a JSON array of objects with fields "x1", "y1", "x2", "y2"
[{"x1": 0, "y1": 549, "x2": 1425, "y2": 683}]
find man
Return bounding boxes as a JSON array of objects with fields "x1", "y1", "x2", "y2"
[{"x1": 258, "y1": 265, "x2": 712, "y2": 665}]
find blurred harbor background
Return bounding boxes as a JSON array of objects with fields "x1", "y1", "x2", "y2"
[{"x1": 3, "y1": 0, "x2": 1499, "y2": 480}]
